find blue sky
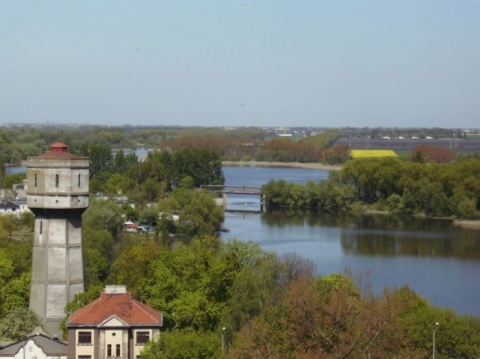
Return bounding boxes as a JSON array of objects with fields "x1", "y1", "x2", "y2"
[{"x1": 1, "y1": 1, "x2": 479, "y2": 128}]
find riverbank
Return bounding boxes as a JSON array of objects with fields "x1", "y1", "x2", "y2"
[
  {"x1": 453, "y1": 220, "x2": 480, "y2": 230},
  {"x1": 222, "y1": 161, "x2": 342, "y2": 171}
]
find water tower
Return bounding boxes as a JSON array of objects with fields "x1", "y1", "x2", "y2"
[{"x1": 26, "y1": 143, "x2": 89, "y2": 337}]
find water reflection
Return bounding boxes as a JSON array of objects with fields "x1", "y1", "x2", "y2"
[{"x1": 260, "y1": 210, "x2": 480, "y2": 260}]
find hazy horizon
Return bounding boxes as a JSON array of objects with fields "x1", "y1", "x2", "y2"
[{"x1": 2, "y1": 1, "x2": 479, "y2": 128}]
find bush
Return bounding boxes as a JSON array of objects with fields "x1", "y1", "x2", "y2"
[{"x1": 386, "y1": 194, "x2": 403, "y2": 213}]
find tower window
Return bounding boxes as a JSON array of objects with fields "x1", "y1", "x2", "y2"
[
  {"x1": 55, "y1": 174, "x2": 59, "y2": 187},
  {"x1": 34, "y1": 174, "x2": 37, "y2": 187},
  {"x1": 78, "y1": 174, "x2": 81, "y2": 187},
  {"x1": 40, "y1": 220, "x2": 43, "y2": 234}
]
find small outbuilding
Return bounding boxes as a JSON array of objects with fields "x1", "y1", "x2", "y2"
[{"x1": 0, "y1": 328, "x2": 67, "y2": 359}]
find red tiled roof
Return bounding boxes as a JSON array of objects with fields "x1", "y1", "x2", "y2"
[{"x1": 67, "y1": 292, "x2": 162, "y2": 327}]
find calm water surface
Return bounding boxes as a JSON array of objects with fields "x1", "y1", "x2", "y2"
[{"x1": 220, "y1": 166, "x2": 480, "y2": 316}]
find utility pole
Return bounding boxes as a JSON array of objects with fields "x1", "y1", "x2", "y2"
[{"x1": 433, "y1": 322, "x2": 439, "y2": 359}]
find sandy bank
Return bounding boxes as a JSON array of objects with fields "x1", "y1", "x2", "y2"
[
  {"x1": 453, "y1": 220, "x2": 480, "y2": 229},
  {"x1": 222, "y1": 161, "x2": 342, "y2": 171}
]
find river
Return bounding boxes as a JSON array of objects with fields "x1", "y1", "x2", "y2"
[{"x1": 220, "y1": 166, "x2": 480, "y2": 316}]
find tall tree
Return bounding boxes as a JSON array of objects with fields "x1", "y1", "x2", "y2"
[{"x1": 173, "y1": 148, "x2": 224, "y2": 188}]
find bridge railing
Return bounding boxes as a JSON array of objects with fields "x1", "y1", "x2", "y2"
[{"x1": 201, "y1": 185, "x2": 262, "y2": 194}]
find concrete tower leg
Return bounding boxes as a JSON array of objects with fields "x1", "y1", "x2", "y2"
[{"x1": 29, "y1": 209, "x2": 85, "y2": 337}]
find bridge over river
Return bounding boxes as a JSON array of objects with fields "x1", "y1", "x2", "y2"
[{"x1": 201, "y1": 185, "x2": 264, "y2": 213}]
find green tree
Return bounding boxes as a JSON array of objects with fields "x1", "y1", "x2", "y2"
[
  {"x1": 142, "y1": 329, "x2": 223, "y2": 359},
  {"x1": 60, "y1": 285, "x2": 103, "y2": 340},
  {"x1": 173, "y1": 148, "x2": 224, "y2": 188},
  {"x1": 110, "y1": 239, "x2": 162, "y2": 298},
  {"x1": 82, "y1": 198, "x2": 124, "y2": 238},
  {"x1": 103, "y1": 173, "x2": 128, "y2": 194},
  {"x1": 0, "y1": 307, "x2": 43, "y2": 341},
  {"x1": 158, "y1": 188, "x2": 224, "y2": 236},
  {"x1": 0, "y1": 273, "x2": 31, "y2": 316},
  {"x1": 1, "y1": 173, "x2": 25, "y2": 189},
  {"x1": 0, "y1": 249, "x2": 15, "y2": 288}
]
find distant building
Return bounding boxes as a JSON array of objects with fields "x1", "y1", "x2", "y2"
[
  {"x1": 66, "y1": 285, "x2": 162, "y2": 359},
  {"x1": 0, "y1": 201, "x2": 20, "y2": 216},
  {"x1": 0, "y1": 328, "x2": 67, "y2": 359},
  {"x1": 0, "y1": 200, "x2": 31, "y2": 216},
  {"x1": 13, "y1": 182, "x2": 27, "y2": 199},
  {"x1": 124, "y1": 221, "x2": 143, "y2": 233}
]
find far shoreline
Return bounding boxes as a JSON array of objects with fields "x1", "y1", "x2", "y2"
[{"x1": 222, "y1": 161, "x2": 342, "y2": 171}]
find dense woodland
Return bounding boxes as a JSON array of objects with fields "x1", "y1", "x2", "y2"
[
  {"x1": 1, "y1": 210, "x2": 480, "y2": 358},
  {"x1": 263, "y1": 157, "x2": 480, "y2": 219},
  {"x1": 1, "y1": 126, "x2": 480, "y2": 357},
  {"x1": 0, "y1": 125, "x2": 347, "y2": 167}
]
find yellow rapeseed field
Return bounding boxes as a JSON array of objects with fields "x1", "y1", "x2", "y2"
[{"x1": 350, "y1": 150, "x2": 398, "y2": 158}]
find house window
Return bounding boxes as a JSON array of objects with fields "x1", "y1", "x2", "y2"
[
  {"x1": 136, "y1": 331, "x2": 150, "y2": 345},
  {"x1": 107, "y1": 344, "x2": 112, "y2": 357},
  {"x1": 39, "y1": 220, "x2": 42, "y2": 234},
  {"x1": 78, "y1": 174, "x2": 81, "y2": 187},
  {"x1": 116, "y1": 344, "x2": 121, "y2": 357},
  {"x1": 55, "y1": 174, "x2": 59, "y2": 187},
  {"x1": 34, "y1": 174, "x2": 37, "y2": 187},
  {"x1": 78, "y1": 331, "x2": 92, "y2": 345},
  {"x1": 78, "y1": 356, "x2": 91, "y2": 359}
]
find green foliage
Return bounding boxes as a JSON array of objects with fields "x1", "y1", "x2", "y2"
[
  {"x1": 173, "y1": 148, "x2": 224, "y2": 188},
  {"x1": 1, "y1": 172, "x2": 25, "y2": 189},
  {"x1": 262, "y1": 178, "x2": 352, "y2": 212},
  {"x1": 110, "y1": 239, "x2": 162, "y2": 298},
  {"x1": 60, "y1": 285, "x2": 103, "y2": 340},
  {"x1": 142, "y1": 329, "x2": 223, "y2": 359},
  {"x1": 267, "y1": 157, "x2": 480, "y2": 219},
  {"x1": 386, "y1": 193, "x2": 403, "y2": 212},
  {"x1": 82, "y1": 198, "x2": 124, "y2": 238},
  {"x1": 0, "y1": 273, "x2": 31, "y2": 316},
  {"x1": 103, "y1": 173, "x2": 128, "y2": 194},
  {"x1": 0, "y1": 307, "x2": 42, "y2": 341},
  {"x1": 0, "y1": 249, "x2": 15, "y2": 288},
  {"x1": 141, "y1": 236, "x2": 232, "y2": 331},
  {"x1": 157, "y1": 188, "x2": 224, "y2": 236},
  {"x1": 76, "y1": 143, "x2": 113, "y2": 188}
]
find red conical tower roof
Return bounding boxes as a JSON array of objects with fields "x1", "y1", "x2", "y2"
[{"x1": 38, "y1": 143, "x2": 82, "y2": 159}]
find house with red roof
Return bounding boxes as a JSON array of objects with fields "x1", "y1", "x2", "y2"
[{"x1": 66, "y1": 285, "x2": 162, "y2": 359}]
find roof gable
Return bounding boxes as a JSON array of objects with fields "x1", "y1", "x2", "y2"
[
  {"x1": 0, "y1": 333, "x2": 67, "y2": 356},
  {"x1": 99, "y1": 315, "x2": 128, "y2": 328}
]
